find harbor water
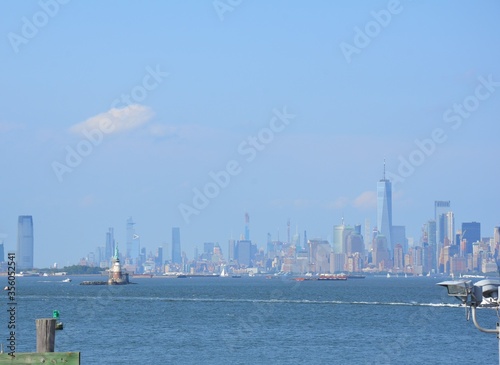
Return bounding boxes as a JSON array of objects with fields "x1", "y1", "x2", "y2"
[{"x1": 4, "y1": 275, "x2": 499, "y2": 364}]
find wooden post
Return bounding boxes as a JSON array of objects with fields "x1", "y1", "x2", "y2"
[{"x1": 36, "y1": 318, "x2": 56, "y2": 353}]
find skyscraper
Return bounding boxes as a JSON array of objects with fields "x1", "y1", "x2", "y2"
[
  {"x1": 126, "y1": 217, "x2": 140, "y2": 264},
  {"x1": 427, "y1": 220, "x2": 437, "y2": 246},
  {"x1": 462, "y1": 222, "x2": 481, "y2": 255},
  {"x1": 435, "y1": 201, "x2": 451, "y2": 244},
  {"x1": 0, "y1": 241, "x2": 4, "y2": 263},
  {"x1": 0, "y1": 241, "x2": 4, "y2": 262},
  {"x1": 435, "y1": 200, "x2": 450, "y2": 271},
  {"x1": 372, "y1": 234, "x2": 389, "y2": 269},
  {"x1": 244, "y1": 212, "x2": 250, "y2": 240},
  {"x1": 17, "y1": 215, "x2": 33, "y2": 270},
  {"x1": 228, "y1": 238, "x2": 235, "y2": 261},
  {"x1": 426, "y1": 220, "x2": 437, "y2": 271},
  {"x1": 235, "y1": 239, "x2": 252, "y2": 267},
  {"x1": 105, "y1": 227, "x2": 115, "y2": 264},
  {"x1": 392, "y1": 225, "x2": 407, "y2": 253},
  {"x1": 307, "y1": 239, "x2": 331, "y2": 273},
  {"x1": 332, "y1": 221, "x2": 353, "y2": 254},
  {"x1": 172, "y1": 227, "x2": 181, "y2": 264},
  {"x1": 443, "y1": 212, "x2": 455, "y2": 246},
  {"x1": 377, "y1": 164, "x2": 393, "y2": 252}
]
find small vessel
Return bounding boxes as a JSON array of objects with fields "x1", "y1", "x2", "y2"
[
  {"x1": 220, "y1": 266, "x2": 229, "y2": 278},
  {"x1": 62, "y1": 278, "x2": 71, "y2": 283},
  {"x1": 318, "y1": 274, "x2": 347, "y2": 281},
  {"x1": 462, "y1": 274, "x2": 486, "y2": 279},
  {"x1": 18, "y1": 271, "x2": 40, "y2": 277},
  {"x1": 346, "y1": 274, "x2": 365, "y2": 279}
]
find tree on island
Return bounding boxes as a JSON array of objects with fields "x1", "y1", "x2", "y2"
[{"x1": 60, "y1": 265, "x2": 106, "y2": 275}]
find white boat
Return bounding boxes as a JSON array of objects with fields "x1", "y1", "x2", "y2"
[
  {"x1": 62, "y1": 278, "x2": 72, "y2": 283},
  {"x1": 18, "y1": 271, "x2": 40, "y2": 277},
  {"x1": 220, "y1": 266, "x2": 229, "y2": 278},
  {"x1": 462, "y1": 274, "x2": 485, "y2": 279}
]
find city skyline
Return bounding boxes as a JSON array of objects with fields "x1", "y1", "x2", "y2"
[
  {"x1": 9, "y1": 190, "x2": 500, "y2": 269},
  {"x1": 4, "y1": 174, "x2": 500, "y2": 268},
  {"x1": 1, "y1": 1, "x2": 499, "y2": 267}
]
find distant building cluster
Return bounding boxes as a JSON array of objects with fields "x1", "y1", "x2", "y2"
[
  {"x1": 80, "y1": 183, "x2": 499, "y2": 277},
  {"x1": 5, "y1": 165, "x2": 499, "y2": 276}
]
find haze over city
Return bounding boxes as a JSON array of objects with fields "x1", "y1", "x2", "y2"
[{"x1": 1, "y1": 0, "x2": 499, "y2": 267}]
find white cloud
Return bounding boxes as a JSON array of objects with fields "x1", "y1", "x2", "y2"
[
  {"x1": 70, "y1": 104, "x2": 154, "y2": 135},
  {"x1": 353, "y1": 191, "x2": 377, "y2": 210}
]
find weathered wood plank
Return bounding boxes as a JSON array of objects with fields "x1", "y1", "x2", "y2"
[
  {"x1": 0, "y1": 352, "x2": 80, "y2": 364},
  {"x1": 36, "y1": 318, "x2": 56, "y2": 353}
]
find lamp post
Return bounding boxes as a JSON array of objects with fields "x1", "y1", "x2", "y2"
[{"x1": 438, "y1": 279, "x2": 500, "y2": 365}]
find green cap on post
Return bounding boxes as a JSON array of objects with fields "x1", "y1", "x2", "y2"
[{"x1": 53, "y1": 310, "x2": 60, "y2": 319}]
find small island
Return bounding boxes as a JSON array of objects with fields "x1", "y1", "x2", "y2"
[{"x1": 80, "y1": 245, "x2": 131, "y2": 285}]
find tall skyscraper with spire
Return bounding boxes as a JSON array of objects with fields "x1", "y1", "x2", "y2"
[
  {"x1": 17, "y1": 215, "x2": 34, "y2": 270},
  {"x1": 377, "y1": 161, "x2": 393, "y2": 253}
]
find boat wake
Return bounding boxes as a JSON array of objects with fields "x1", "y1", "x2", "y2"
[{"x1": 20, "y1": 295, "x2": 460, "y2": 308}]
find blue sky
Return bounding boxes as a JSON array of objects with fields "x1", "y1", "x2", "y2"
[{"x1": 1, "y1": 0, "x2": 499, "y2": 267}]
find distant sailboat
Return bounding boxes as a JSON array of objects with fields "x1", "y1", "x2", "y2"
[
  {"x1": 220, "y1": 266, "x2": 229, "y2": 277},
  {"x1": 387, "y1": 273, "x2": 391, "y2": 278}
]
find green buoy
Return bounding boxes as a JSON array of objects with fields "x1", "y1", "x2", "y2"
[{"x1": 53, "y1": 310, "x2": 63, "y2": 330}]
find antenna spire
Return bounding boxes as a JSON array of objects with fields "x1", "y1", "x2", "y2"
[{"x1": 383, "y1": 159, "x2": 386, "y2": 180}]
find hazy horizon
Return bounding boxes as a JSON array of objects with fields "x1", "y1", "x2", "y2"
[{"x1": 1, "y1": 0, "x2": 499, "y2": 267}]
